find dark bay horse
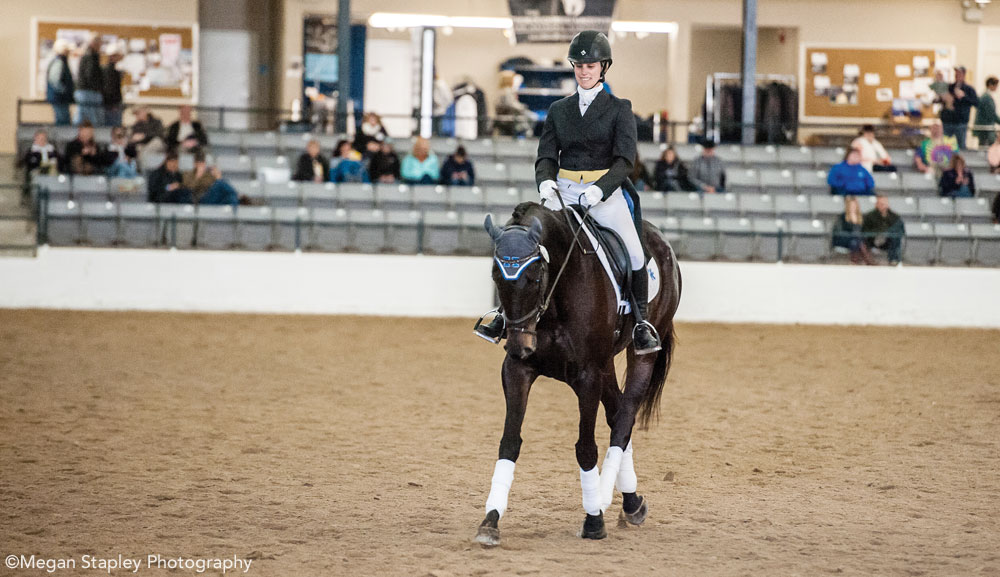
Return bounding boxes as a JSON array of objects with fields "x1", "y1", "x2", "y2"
[{"x1": 476, "y1": 201, "x2": 681, "y2": 546}]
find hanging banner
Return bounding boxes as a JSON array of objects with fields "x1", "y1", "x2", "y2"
[{"x1": 507, "y1": 0, "x2": 616, "y2": 43}]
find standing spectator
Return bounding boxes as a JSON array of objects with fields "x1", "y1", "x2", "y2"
[
  {"x1": 433, "y1": 73, "x2": 454, "y2": 136},
  {"x1": 973, "y1": 76, "x2": 999, "y2": 148},
  {"x1": 629, "y1": 152, "x2": 652, "y2": 191},
  {"x1": 353, "y1": 112, "x2": 388, "y2": 154},
  {"x1": 182, "y1": 152, "x2": 241, "y2": 206},
  {"x1": 828, "y1": 149, "x2": 875, "y2": 196},
  {"x1": 941, "y1": 65, "x2": 977, "y2": 150},
  {"x1": 22, "y1": 129, "x2": 61, "y2": 176},
  {"x1": 74, "y1": 34, "x2": 104, "y2": 126},
  {"x1": 102, "y1": 45, "x2": 124, "y2": 128},
  {"x1": 63, "y1": 122, "x2": 106, "y2": 175},
  {"x1": 939, "y1": 155, "x2": 976, "y2": 198},
  {"x1": 293, "y1": 139, "x2": 330, "y2": 183},
  {"x1": 914, "y1": 122, "x2": 959, "y2": 175},
  {"x1": 862, "y1": 195, "x2": 905, "y2": 266},
  {"x1": 369, "y1": 140, "x2": 401, "y2": 183},
  {"x1": 929, "y1": 69, "x2": 950, "y2": 101},
  {"x1": 401, "y1": 137, "x2": 440, "y2": 185},
  {"x1": 147, "y1": 153, "x2": 192, "y2": 204},
  {"x1": 440, "y1": 145, "x2": 476, "y2": 186},
  {"x1": 329, "y1": 139, "x2": 370, "y2": 183},
  {"x1": 653, "y1": 146, "x2": 693, "y2": 192},
  {"x1": 690, "y1": 141, "x2": 726, "y2": 193},
  {"x1": 850, "y1": 125, "x2": 894, "y2": 173},
  {"x1": 166, "y1": 105, "x2": 209, "y2": 152},
  {"x1": 104, "y1": 126, "x2": 139, "y2": 178},
  {"x1": 45, "y1": 39, "x2": 74, "y2": 126},
  {"x1": 989, "y1": 130, "x2": 1000, "y2": 174},
  {"x1": 831, "y1": 196, "x2": 873, "y2": 265}
]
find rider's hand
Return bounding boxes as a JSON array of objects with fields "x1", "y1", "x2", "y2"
[
  {"x1": 581, "y1": 185, "x2": 604, "y2": 207},
  {"x1": 538, "y1": 180, "x2": 558, "y2": 203}
]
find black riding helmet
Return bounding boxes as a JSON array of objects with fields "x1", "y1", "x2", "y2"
[{"x1": 567, "y1": 30, "x2": 613, "y2": 82}]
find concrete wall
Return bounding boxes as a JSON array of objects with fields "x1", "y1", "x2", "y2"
[{"x1": 3, "y1": 248, "x2": 1000, "y2": 328}]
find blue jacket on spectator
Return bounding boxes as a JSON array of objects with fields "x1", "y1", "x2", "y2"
[
  {"x1": 329, "y1": 157, "x2": 370, "y2": 183},
  {"x1": 827, "y1": 161, "x2": 875, "y2": 196}
]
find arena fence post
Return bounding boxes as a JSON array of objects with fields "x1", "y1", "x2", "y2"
[
  {"x1": 170, "y1": 214, "x2": 177, "y2": 249},
  {"x1": 37, "y1": 188, "x2": 48, "y2": 245},
  {"x1": 294, "y1": 217, "x2": 301, "y2": 250},
  {"x1": 776, "y1": 228, "x2": 784, "y2": 262}
]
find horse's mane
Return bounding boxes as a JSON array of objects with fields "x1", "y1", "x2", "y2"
[{"x1": 509, "y1": 202, "x2": 568, "y2": 236}]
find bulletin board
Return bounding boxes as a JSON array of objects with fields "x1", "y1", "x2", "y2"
[
  {"x1": 801, "y1": 45, "x2": 955, "y2": 121},
  {"x1": 32, "y1": 19, "x2": 198, "y2": 102}
]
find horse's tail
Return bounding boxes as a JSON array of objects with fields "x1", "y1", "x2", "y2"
[{"x1": 636, "y1": 323, "x2": 675, "y2": 430}]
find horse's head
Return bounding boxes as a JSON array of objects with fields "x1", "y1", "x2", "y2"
[{"x1": 485, "y1": 213, "x2": 550, "y2": 360}]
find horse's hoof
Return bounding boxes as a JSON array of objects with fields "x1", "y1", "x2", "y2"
[
  {"x1": 580, "y1": 513, "x2": 607, "y2": 540},
  {"x1": 476, "y1": 510, "x2": 501, "y2": 547},
  {"x1": 622, "y1": 495, "x2": 648, "y2": 526}
]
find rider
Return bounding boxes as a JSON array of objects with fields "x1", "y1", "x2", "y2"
[{"x1": 476, "y1": 30, "x2": 661, "y2": 355}]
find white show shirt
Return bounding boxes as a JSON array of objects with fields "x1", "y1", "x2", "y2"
[{"x1": 578, "y1": 83, "x2": 604, "y2": 116}]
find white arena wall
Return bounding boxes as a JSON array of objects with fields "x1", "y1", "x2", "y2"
[{"x1": 1, "y1": 248, "x2": 999, "y2": 328}]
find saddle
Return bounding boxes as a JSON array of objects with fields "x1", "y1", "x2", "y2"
[{"x1": 569, "y1": 205, "x2": 631, "y2": 298}]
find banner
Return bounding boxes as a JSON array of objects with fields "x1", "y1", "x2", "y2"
[{"x1": 507, "y1": 0, "x2": 616, "y2": 43}]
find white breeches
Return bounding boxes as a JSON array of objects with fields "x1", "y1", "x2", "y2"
[{"x1": 543, "y1": 177, "x2": 645, "y2": 270}]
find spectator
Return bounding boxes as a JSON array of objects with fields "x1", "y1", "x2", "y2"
[
  {"x1": 862, "y1": 194, "x2": 905, "y2": 266},
  {"x1": 914, "y1": 122, "x2": 959, "y2": 175},
  {"x1": 494, "y1": 71, "x2": 535, "y2": 137},
  {"x1": 129, "y1": 106, "x2": 166, "y2": 168},
  {"x1": 329, "y1": 139, "x2": 370, "y2": 183},
  {"x1": 989, "y1": 131, "x2": 1000, "y2": 174},
  {"x1": 353, "y1": 112, "x2": 388, "y2": 154},
  {"x1": 629, "y1": 152, "x2": 652, "y2": 191},
  {"x1": 368, "y1": 140, "x2": 401, "y2": 184},
  {"x1": 182, "y1": 152, "x2": 241, "y2": 206},
  {"x1": 74, "y1": 34, "x2": 104, "y2": 126},
  {"x1": 941, "y1": 65, "x2": 977, "y2": 150},
  {"x1": 440, "y1": 145, "x2": 476, "y2": 186},
  {"x1": 433, "y1": 73, "x2": 454, "y2": 136},
  {"x1": 166, "y1": 105, "x2": 209, "y2": 152},
  {"x1": 850, "y1": 124, "x2": 894, "y2": 173},
  {"x1": 401, "y1": 137, "x2": 440, "y2": 185},
  {"x1": 22, "y1": 130, "x2": 61, "y2": 176},
  {"x1": 973, "y1": 76, "x2": 999, "y2": 148},
  {"x1": 653, "y1": 146, "x2": 693, "y2": 192},
  {"x1": 104, "y1": 126, "x2": 139, "y2": 178},
  {"x1": 45, "y1": 39, "x2": 74, "y2": 126},
  {"x1": 147, "y1": 153, "x2": 192, "y2": 204},
  {"x1": 828, "y1": 149, "x2": 875, "y2": 196},
  {"x1": 929, "y1": 69, "x2": 949, "y2": 101},
  {"x1": 292, "y1": 139, "x2": 330, "y2": 183},
  {"x1": 63, "y1": 122, "x2": 106, "y2": 175},
  {"x1": 831, "y1": 196, "x2": 873, "y2": 265},
  {"x1": 939, "y1": 155, "x2": 976, "y2": 198},
  {"x1": 102, "y1": 45, "x2": 124, "y2": 128},
  {"x1": 690, "y1": 140, "x2": 726, "y2": 193}
]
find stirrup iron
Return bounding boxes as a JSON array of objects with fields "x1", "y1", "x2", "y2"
[{"x1": 473, "y1": 309, "x2": 505, "y2": 344}]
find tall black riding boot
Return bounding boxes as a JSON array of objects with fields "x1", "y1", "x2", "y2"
[
  {"x1": 473, "y1": 308, "x2": 506, "y2": 343},
  {"x1": 630, "y1": 270, "x2": 662, "y2": 355}
]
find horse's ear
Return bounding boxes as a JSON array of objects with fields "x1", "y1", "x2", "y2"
[
  {"x1": 527, "y1": 217, "x2": 543, "y2": 245},
  {"x1": 484, "y1": 214, "x2": 503, "y2": 243}
]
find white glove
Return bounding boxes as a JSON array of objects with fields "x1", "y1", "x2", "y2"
[
  {"x1": 581, "y1": 185, "x2": 604, "y2": 207},
  {"x1": 538, "y1": 180, "x2": 558, "y2": 203}
]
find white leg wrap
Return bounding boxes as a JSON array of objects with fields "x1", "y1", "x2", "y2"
[
  {"x1": 484, "y1": 459, "x2": 516, "y2": 518},
  {"x1": 616, "y1": 440, "x2": 637, "y2": 493},
  {"x1": 599, "y1": 446, "x2": 624, "y2": 512},
  {"x1": 580, "y1": 466, "x2": 602, "y2": 516}
]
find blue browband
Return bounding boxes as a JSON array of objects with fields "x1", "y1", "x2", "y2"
[{"x1": 495, "y1": 254, "x2": 542, "y2": 281}]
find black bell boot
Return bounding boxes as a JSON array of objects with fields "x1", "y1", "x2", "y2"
[
  {"x1": 473, "y1": 308, "x2": 506, "y2": 343},
  {"x1": 630, "y1": 270, "x2": 662, "y2": 355}
]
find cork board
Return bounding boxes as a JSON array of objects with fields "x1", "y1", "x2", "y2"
[
  {"x1": 34, "y1": 20, "x2": 197, "y2": 102},
  {"x1": 803, "y1": 45, "x2": 954, "y2": 120}
]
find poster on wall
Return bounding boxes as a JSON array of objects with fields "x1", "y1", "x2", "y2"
[
  {"x1": 303, "y1": 15, "x2": 338, "y2": 101},
  {"x1": 33, "y1": 20, "x2": 197, "y2": 101},
  {"x1": 507, "y1": 0, "x2": 616, "y2": 43}
]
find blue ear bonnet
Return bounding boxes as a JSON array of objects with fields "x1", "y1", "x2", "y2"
[{"x1": 484, "y1": 214, "x2": 548, "y2": 281}]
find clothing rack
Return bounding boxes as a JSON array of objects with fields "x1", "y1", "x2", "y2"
[{"x1": 705, "y1": 73, "x2": 798, "y2": 144}]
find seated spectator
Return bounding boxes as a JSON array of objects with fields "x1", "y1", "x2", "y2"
[
  {"x1": 401, "y1": 137, "x2": 440, "y2": 185},
  {"x1": 368, "y1": 140, "x2": 401, "y2": 184},
  {"x1": 988, "y1": 130, "x2": 1000, "y2": 175},
  {"x1": 63, "y1": 121, "x2": 107, "y2": 175},
  {"x1": 653, "y1": 146, "x2": 694, "y2": 192},
  {"x1": 831, "y1": 196, "x2": 873, "y2": 265},
  {"x1": 939, "y1": 155, "x2": 976, "y2": 198},
  {"x1": 440, "y1": 145, "x2": 476, "y2": 186},
  {"x1": 629, "y1": 152, "x2": 652, "y2": 191},
  {"x1": 293, "y1": 139, "x2": 330, "y2": 183},
  {"x1": 166, "y1": 105, "x2": 208, "y2": 152},
  {"x1": 22, "y1": 129, "x2": 61, "y2": 176},
  {"x1": 690, "y1": 140, "x2": 726, "y2": 193},
  {"x1": 862, "y1": 194, "x2": 905, "y2": 266},
  {"x1": 353, "y1": 112, "x2": 388, "y2": 154},
  {"x1": 850, "y1": 124, "x2": 894, "y2": 173},
  {"x1": 914, "y1": 121, "x2": 958, "y2": 175},
  {"x1": 129, "y1": 105, "x2": 166, "y2": 163},
  {"x1": 494, "y1": 71, "x2": 536, "y2": 137},
  {"x1": 329, "y1": 139, "x2": 370, "y2": 183},
  {"x1": 104, "y1": 126, "x2": 139, "y2": 178},
  {"x1": 148, "y1": 153, "x2": 192, "y2": 204},
  {"x1": 182, "y1": 152, "x2": 241, "y2": 206},
  {"x1": 828, "y1": 148, "x2": 875, "y2": 196}
]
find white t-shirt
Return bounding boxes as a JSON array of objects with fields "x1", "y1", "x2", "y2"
[{"x1": 851, "y1": 136, "x2": 889, "y2": 174}]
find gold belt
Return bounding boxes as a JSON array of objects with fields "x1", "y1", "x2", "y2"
[{"x1": 558, "y1": 168, "x2": 609, "y2": 184}]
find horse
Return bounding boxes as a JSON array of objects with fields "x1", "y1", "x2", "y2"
[{"x1": 475, "y1": 201, "x2": 682, "y2": 546}]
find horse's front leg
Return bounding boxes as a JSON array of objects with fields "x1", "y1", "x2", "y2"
[
  {"x1": 476, "y1": 356, "x2": 537, "y2": 547},
  {"x1": 574, "y1": 362, "x2": 616, "y2": 540}
]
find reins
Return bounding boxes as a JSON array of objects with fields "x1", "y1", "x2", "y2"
[{"x1": 533, "y1": 191, "x2": 594, "y2": 321}]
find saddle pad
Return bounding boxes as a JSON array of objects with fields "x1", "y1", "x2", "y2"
[{"x1": 568, "y1": 211, "x2": 659, "y2": 312}]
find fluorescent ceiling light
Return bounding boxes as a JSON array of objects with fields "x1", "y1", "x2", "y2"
[
  {"x1": 368, "y1": 13, "x2": 677, "y2": 34},
  {"x1": 611, "y1": 21, "x2": 679, "y2": 34}
]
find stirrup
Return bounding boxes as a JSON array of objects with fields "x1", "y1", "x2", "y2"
[
  {"x1": 473, "y1": 309, "x2": 505, "y2": 344},
  {"x1": 632, "y1": 321, "x2": 662, "y2": 355}
]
